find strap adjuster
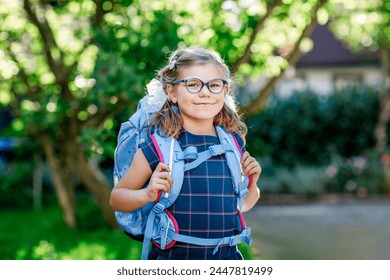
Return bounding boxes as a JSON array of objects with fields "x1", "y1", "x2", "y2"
[
  {"x1": 229, "y1": 235, "x2": 242, "y2": 246},
  {"x1": 238, "y1": 188, "x2": 249, "y2": 199},
  {"x1": 153, "y1": 202, "x2": 165, "y2": 213}
]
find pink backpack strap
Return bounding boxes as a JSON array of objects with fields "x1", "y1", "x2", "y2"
[{"x1": 150, "y1": 134, "x2": 164, "y2": 162}]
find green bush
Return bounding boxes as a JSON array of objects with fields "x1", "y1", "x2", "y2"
[
  {"x1": 246, "y1": 87, "x2": 382, "y2": 167},
  {"x1": 257, "y1": 156, "x2": 327, "y2": 196},
  {"x1": 257, "y1": 149, "x2": 386, "y2": 196},
  {"x1": 324, "y1": 149, "x2": 385, "y2": 194},
  {"x1": 0, "y1": 158, "x2": 34, "y2": 209}
]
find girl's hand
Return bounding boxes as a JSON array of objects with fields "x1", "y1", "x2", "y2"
[
  {"x1": 241, "y1": 151, "x2": 262, "y2": 184},
  {"x1": 145, "y1": 162, "x2": 173, "y2": 202}
]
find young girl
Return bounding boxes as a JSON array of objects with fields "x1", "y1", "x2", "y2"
[{"x1": 110, "y1": 46, "x2": 261, "y2": 260}]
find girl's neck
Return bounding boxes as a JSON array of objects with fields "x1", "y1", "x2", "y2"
[{"x1": 183, "y1": 121, "x2": 217, "y2": 136}]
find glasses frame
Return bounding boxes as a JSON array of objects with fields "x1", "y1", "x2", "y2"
[{"x1": 173, "y1": 78, "x2": 228, "y2": 94}]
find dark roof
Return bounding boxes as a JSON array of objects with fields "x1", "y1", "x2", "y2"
[{"x1": 296, "y1": 23, "x2": 380, "y2": 68}]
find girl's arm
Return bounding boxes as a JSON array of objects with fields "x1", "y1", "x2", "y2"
[
  {"x1": 240, "y1": 151, "x2": 261, "y2": 212},
  {"x1": 109, "y1": 149, "x2": 172, "y2": 212}
]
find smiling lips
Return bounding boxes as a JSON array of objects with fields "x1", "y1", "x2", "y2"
[{"x1": 194, "y1": 103, "x2": 215, "y2": 105}]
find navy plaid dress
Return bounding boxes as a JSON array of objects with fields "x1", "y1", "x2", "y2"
[{"x1": 140, "y1": 129, "x2": 246, "y2": 260}]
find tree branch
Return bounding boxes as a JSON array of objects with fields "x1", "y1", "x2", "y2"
[
  {"x1": 240, "y1": 0, "x2": 329, "y2": 116},
  {"x1": 9, "y1": 87, "x2": 22, "y2": 118},
  {"x1": 92, "y1": 0, "x2": 105, "y2": 27},
  {"x1": 232, "y1": 0, "x2": 284, "y2": 74},
  {"x1": 8, "y1": 49, "x2": 40, "y2": 102},
  {"x1": 83, "y1": 96, "x2": 129, "y2": 128},
  {"x1": 23, "y1": 0, "x2": 70, "y2": 89}
]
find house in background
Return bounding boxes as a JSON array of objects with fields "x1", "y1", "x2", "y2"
[{"x1": 275, "y1": 23, "x2": 382, "y2": 98}]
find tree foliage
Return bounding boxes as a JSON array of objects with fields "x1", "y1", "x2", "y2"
[{"x1": 327, "y1": 0, "x2": 390, "y2": 150}]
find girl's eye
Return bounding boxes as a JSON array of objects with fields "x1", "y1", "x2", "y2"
[
  {"x1": 186, "y1": 80, "x2": 200, "y2": 88},
  {"x1": 210, "y1": 81, "x2": 222, "y2": 88}
]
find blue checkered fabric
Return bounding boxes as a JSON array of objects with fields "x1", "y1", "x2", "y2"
[{"x1": 140, "y1": 129, "x2": 246, "y2": 260}]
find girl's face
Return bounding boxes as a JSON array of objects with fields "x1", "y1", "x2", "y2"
[{"x1": 167, "y1": 63, "x2": 228, "y2": 132}]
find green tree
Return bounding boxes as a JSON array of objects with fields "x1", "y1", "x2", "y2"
[
  {"x1": 0, "y1": 0, "x2": 329, "y2": 228},
  {"x1": 328, "y1": 0, "x2": 390, "y2": 151}
]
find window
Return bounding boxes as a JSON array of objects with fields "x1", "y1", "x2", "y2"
[{"x1": 334, "y1": 73, "x2": 362, "y2": 91}]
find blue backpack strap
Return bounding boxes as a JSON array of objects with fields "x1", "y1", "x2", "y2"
[
  {"x1": 141, "y1": 132, "x2": 185, "y2": 260},
  {"x1": 215, "y1": 126, "x2": 252, "y2": 251},
  {"x1": 180, "y1": 143, "x2": 234, "y2": 171},
  {"x1": 169, "y1": 227, "x2": 252, "y2": 255},
  {"x1": 215, "y1": 126, "x2": 250, "y2": 210},
  {"x1": 151, "y1": 132, "x2": 184, "y2": 206}
]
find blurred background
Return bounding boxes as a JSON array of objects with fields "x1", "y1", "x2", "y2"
[{"x1": 0, "y1": 0, "x2": 389, "y2": 260}]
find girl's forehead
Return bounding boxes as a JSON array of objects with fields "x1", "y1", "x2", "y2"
[{"x1": 179, "y1": 63, "x2": 227, "y2": 79}]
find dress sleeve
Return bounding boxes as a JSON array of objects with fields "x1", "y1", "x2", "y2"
[{"x1": 139, "y1": 137, "x2": 160, "y2": 171}]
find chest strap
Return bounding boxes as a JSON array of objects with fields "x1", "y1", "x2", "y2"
[
  {"x1": 176, "y1": 143, "x2": 233, "y2": 172},
  {"x1": 167, "y1": 227, "x2": 252, "y2": 255}
]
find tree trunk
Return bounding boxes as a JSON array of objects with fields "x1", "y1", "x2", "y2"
[
  {"x1": 38, "y1": 134, "x2": 77, "y2": 228},
  {"x1": 33, "y1": 153, "x2": 43, "y2": 210},
  {"x1": 375, "y1": 46, "x2": 390, "y2": 151},
  {"x1": 70, "y1": 144, "x2": 118, "y2": 229},
  {"x1": 38, "y1": 133, "x2": 118, "y2": 228},
  {"x1": 374, "y1": 45, "x2": 390, "y2": 194}
]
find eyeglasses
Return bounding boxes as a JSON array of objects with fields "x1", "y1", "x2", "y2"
[{"x1": 173, "y1": 78, "x2": 228, "y2": 94}]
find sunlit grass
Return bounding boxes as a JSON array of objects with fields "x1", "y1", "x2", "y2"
[
  {"x1": 0, "y1": 200, "x2": 253, "y2": 260},
  {"x1": 0, "y1": 202, "x2": 141, "y2": 260}
]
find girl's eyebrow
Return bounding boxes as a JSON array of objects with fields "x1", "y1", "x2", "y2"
[{"x1": 178, "y1": 77, "x2": 226, "y2": 81}]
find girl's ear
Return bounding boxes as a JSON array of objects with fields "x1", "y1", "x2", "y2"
[
  {"x1": 166, "y1": 84, "x2": 177, "y2": 104},
  {"x1": 224, "y1": 84, "x2": 228, "y2": 97}
]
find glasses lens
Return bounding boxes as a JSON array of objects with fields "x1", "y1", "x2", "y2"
[
  {"x1": 208, "y1": 79, "x2": 225, "y2": 94},
  {"x1": 185, "y1": 79, "x2": 202, "y2": 93}
]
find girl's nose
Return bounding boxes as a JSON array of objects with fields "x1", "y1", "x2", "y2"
[{"x1": 197, "y1": 86, "x2": 211, "y2": 97}]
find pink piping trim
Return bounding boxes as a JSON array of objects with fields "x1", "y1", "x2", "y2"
[
  {"x1": 247, "y1": 174, "x2": 253, "y2": 190},
  {"x1": 150, "y1": 135, "x2": 164, "y2": 162},
  {"x1": 152, "y1": 210, "x2": 178, "y2": 249},
  {"x1": 237, "y1": 210, "x2": 246, "y2": 230},
  {"x1": 150, "y1": 135, "x2": 165, "y2": 203}
]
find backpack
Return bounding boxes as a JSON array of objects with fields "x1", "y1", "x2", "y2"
[{"x1": 113, "y1": 79, "x2": 252, "y2": 260}]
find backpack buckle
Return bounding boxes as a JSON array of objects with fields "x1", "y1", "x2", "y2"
[
  {"x1": 176, "y1": 146, "x2": 198, "y2": 160},
  {"x1": 209, "y1": 145, "x2": 226, "y2": 156}
]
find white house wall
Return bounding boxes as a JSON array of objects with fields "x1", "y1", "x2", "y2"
[{"x1": 275, "y1": 66, "x2": 382, "y2": 97}]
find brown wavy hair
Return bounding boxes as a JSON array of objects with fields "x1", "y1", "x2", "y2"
[{"x1": 153, "y1": 46, "x2": 247, "y2": 140}]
